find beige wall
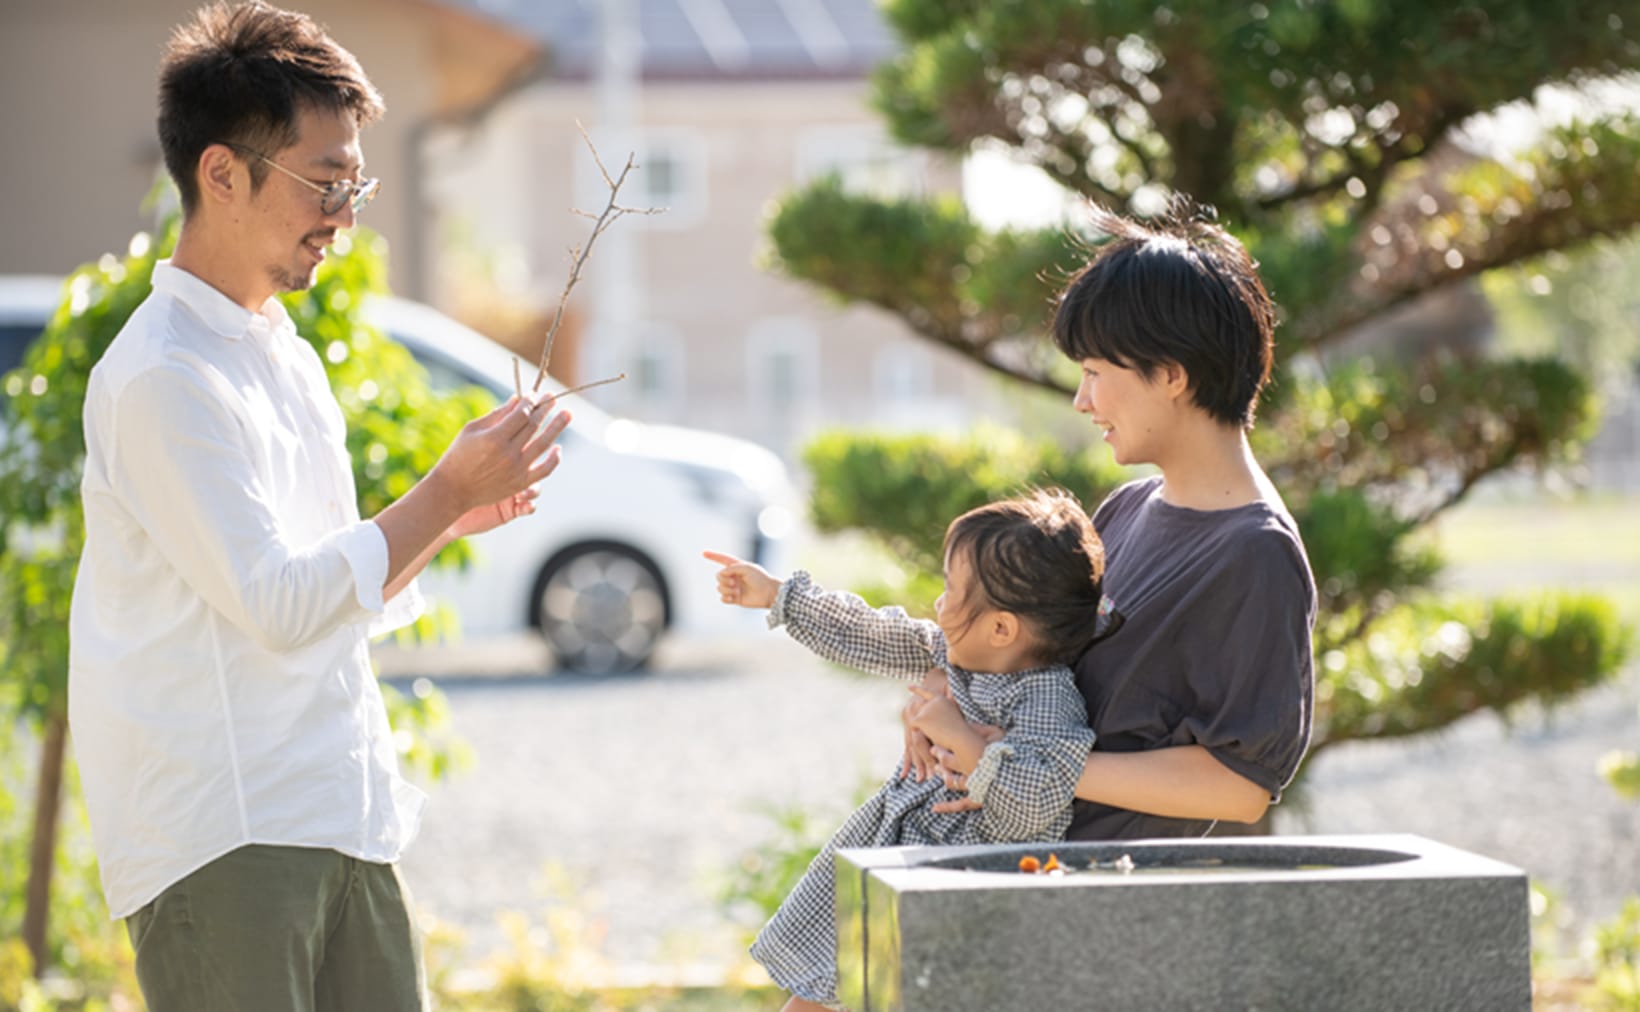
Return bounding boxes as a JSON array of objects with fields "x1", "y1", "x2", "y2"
[
  {"x1": 0, "y1": 0, "x2": 529, "y2": 296},
  {"x1": 426, "y1": 77, "x2": 1005, "y2": 456}
]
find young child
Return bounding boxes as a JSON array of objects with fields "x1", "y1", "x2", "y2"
[{"x1": 704, "y1": 488, "x2": 1107, "y2": 1012}]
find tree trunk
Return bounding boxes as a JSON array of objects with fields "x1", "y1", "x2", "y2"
[{"x1": 23, "y1": 709, "x2": 67, "y2": 977}]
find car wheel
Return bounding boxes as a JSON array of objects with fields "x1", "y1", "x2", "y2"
[{"x1": 535, "y1": 545, "x2": 668, "y2": 673}]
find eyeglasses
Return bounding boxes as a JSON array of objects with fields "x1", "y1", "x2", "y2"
[{"x1": 226, "y1": 143, "x2": 380, "y2": 215}]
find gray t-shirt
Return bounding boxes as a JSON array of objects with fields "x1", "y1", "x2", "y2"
[{"x1": 1067, "y1": 476, "x2": 1316, "y2": 841}]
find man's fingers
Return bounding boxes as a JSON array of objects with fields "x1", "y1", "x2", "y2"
[
  {"x1": 907, "y1": 683, "x2": 936, "y2": 701},
  {"x1": 524, "y1": 444, "x2": 563, "y2": 486},
  {"x1": 931, "y1": 797, "x2": 983, "y2": 814},
  {"x1": 519, "y1": 408, "x2": 571, "y2": 456},
  {"x1": 472, "y1": 394, "x2": 522, "y2": 429},
  {"x1": 496, "y1": 396, "x2": 538, "y2": 439}
]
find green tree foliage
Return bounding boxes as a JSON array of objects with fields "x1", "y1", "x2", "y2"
[
  {"x1": 1588, "y1": 896, "x2": 1640, "y2": 1008},
  {"x1": 774, "y1": 1, "x2": 1638, "y2": 770},
  {"x1": 0, "y1": 213, "x2": 489, "y2": 984}
]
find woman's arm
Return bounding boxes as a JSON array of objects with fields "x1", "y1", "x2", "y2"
[
  {"x1": 932, "y1": 741, "x2": 1268, "y2": 825},
  {"x1": 1075, "y1": 745, "x2": 1269, "y2": 824}
]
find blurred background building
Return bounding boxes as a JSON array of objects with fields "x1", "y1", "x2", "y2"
[
  {"x1": 0, "y1": 0, "x2": 538, "y2": 298},
  {"x1": 422, "y1": 0, "x2": 989, "y2": 454},
  {"x1": 1, "y1": 0, "x2": 1633, "y2": 478}
]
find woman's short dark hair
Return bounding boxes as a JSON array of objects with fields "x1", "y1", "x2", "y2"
[
  {"x1": 944, "y1": 488, "x2": 1105, "y2": 667},
  {"x1": 157, "y1": 1, "x2": 384, "y2": 214},
  {"x1": 1052, "y1": 201, "x2": 1276, "y2": 429}
]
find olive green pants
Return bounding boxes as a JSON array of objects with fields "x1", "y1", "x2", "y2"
[{"x1": 125, "y1": 844, "x2": 427, "y2": 1012}]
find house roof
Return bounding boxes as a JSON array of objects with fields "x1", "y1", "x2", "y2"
[
  {"x1": 408, "y1": 0, "x2": 544, "y2": 119},
  {"x1": 456, "y1": 0, "x2": 899, "y2": 81}
]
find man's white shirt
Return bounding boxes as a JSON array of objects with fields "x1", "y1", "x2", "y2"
[{"x1": 69, "y1": 261, "x2": 426, "y2": 919}]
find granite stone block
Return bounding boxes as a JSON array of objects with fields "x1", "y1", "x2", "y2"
[{"x1": 834, "y1": 834, "x2": 1530, "y2": 1012}]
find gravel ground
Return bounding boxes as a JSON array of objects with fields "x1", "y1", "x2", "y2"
[
  {"x1": 386, "y1": 635, "x2": 909, "y2": 975},
  {"x1": 1281, "y1": 669, "x2": 1640, "y2": 963},
  {"x1": 381, "y1": 633, "x2": 1640, "y2": 978}
]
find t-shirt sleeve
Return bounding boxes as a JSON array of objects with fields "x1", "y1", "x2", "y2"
[{"x1": 1175, "y1": 527, "x2": 1315, "y2": 799}]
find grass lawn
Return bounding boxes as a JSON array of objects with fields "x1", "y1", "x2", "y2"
[{"x1": 1431, "y1": 493, "x2": 1640, "y2": 628}]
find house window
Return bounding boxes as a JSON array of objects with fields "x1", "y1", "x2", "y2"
[
  {"x1": 746, "y1": 318, "x2": 819, "y2": 413},
  {"x1": 873, "y1": 342, "x2": 933, "y2": 403},
  {"x1": 795, "y1": 126, "x2": 927, "y2": 199},
  {"x1": 632, "y1": 325, "x2": 685, "y2": 413},
  {"x1": 577, "y1": 127, "x2": 707, "y2": 229}
]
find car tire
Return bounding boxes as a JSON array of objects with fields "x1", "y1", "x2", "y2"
[{"x1": 535, "y1": 544, "x2": 668, "y2": 673}]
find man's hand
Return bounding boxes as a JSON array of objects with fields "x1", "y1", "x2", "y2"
[
  {"x1": 431, "y1": 395, "x2": 570, "y2": 514},
  {"x1": 702, "y1": 551, "x2": 780, "y2": 609},
  {"x1": 449, "y1": 487, "x2": 540, "y2": 540}
]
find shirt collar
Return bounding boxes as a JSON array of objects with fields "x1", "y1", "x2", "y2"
[{"x1": 151, "y1": 260, "x2": 294, "y2": 342}]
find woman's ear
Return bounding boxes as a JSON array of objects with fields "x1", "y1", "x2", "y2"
[
  {"x1": 1160, "y1": 360, "x2": 1192, "y2": 402},
  {"x1": 197, "y1": 143, "x2": 239, "y2": 207}
]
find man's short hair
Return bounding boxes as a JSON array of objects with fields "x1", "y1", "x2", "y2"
[
  {"x1": 158, "y1": 1, "x2": 384, "y2": 214},
  {"x1": 1051, "y1": 201, "x2": 1276, "y2": 429}
]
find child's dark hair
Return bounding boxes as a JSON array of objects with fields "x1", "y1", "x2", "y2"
[
  {"x1": 158, "y1": 1, "x2": 385, "y2": 214},
  {"x1": 943, "y1": 488, "x2": 1104, "y2": 666},
  {"x1": 1052, "y1": 199, "x2": 1276, "y2": 429}
]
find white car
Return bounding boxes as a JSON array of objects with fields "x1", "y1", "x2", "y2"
[
  {"x1": 375, "y1": 296, "x2": 797, "y2": 671},
  {"x1": 0, "y1": 276, "x2": 798, "y2": 672}
]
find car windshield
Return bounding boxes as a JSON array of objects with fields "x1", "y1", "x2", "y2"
[{"x1": 0, "y1": 323, "x2": 39, "y2": 378}]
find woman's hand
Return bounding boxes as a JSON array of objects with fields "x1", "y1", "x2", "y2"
[
  {"x1": 899, "y1": 668, "x2": 947, "y2": 781},
  {"x1": 907, "y1": 683, "x2": 983, "y2": 763},
  {"x1": 928, "y1": 724, "x2": 1003, "y2": 814}
]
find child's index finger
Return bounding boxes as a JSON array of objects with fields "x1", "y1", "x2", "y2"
[{"x1": 701, "y1": 550, "x2": 744, "y2": 569}]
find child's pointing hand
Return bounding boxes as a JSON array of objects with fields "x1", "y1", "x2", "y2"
[{"x1": 703, "y1": 550, "x2": 780, "y2": 609}]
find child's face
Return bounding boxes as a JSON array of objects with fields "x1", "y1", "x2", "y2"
[{"x1": 934, "y1": 545, "x2": 987, "y2": 669}]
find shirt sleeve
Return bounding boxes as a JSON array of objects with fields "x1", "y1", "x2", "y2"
[
  {"x1": 768, "y1": 570, "x2": 944, "y2": 679},
  {"x1": 969, "y1": 674, "x2": 1097, "y2": 842},
  {"x1": 1175, "y1": 528, "x2": 1316, "y2": 799},
  {"x1": 110, "y1": 362, "x2": 382, "y2": 653}
]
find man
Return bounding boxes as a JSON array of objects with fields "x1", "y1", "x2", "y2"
[{"x1": 67, "y1": 3, "x2": 567, "y2": 1008}]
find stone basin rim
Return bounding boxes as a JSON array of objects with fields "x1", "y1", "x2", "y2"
[{"x1": 916, "y1": 840, "x2": 1419, "y2": 874}]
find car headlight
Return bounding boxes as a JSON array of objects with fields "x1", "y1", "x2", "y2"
[{"x1": 757, "y1": 505, "x2": 795, "y2": 540}]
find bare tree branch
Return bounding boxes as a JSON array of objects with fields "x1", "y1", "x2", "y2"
[{"x1": 515, "y1": 121, "x2": 664, "y2": 402}]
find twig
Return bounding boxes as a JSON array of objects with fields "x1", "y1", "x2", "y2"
[
  {"x1": 514, "y1": 120, "x2": 664, "y2": 402},
  {"x1": 551, "y1": 372, "x2": 628, "y2": 401}
]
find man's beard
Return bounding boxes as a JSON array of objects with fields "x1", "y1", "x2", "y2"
[
  {"x1": 268, "y1": 261, "x2": 317, "y2": 294},
  {"x1": 269, "y1": 231, "x2": 330, "y2": 293}
]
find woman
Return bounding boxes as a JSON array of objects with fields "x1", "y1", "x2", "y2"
[{"x1": 917, "y1": 203, "x2": 1316, "y2": 839}]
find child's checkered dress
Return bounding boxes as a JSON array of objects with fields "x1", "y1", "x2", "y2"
[{"x1": 750, "y1": 572, "x2": 1096, "y2": 1009}]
